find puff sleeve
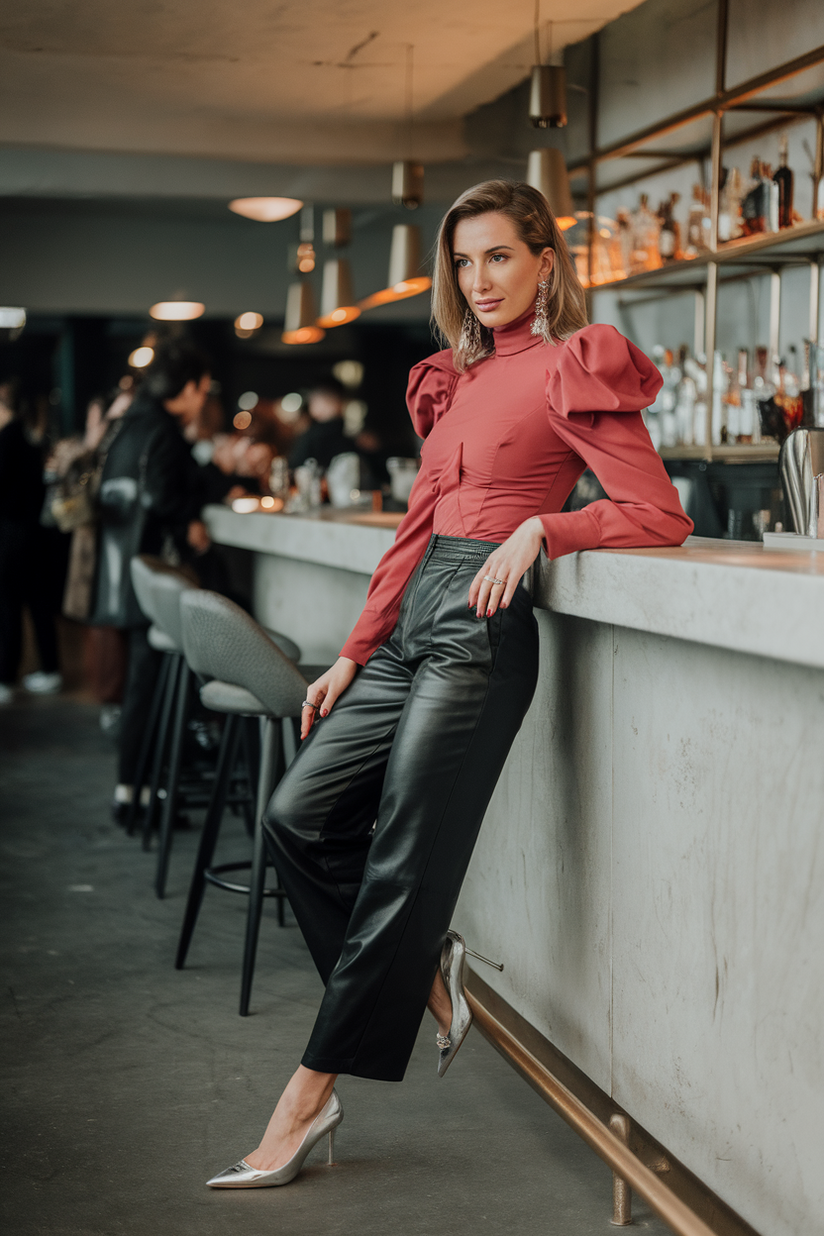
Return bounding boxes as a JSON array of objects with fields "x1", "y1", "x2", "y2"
[
  {"x1": 339, "y1": 354, "x2": 458, "y2": 665},
  {"x1": 538, "y1": 324, "x2": 693, "y2": 558}
]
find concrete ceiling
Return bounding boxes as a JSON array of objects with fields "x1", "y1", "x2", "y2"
[{"x1": 1, "y1": 0, "x2": 633, "y2": 165}]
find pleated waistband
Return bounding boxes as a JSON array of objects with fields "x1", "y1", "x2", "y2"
[{"x1": 425, "y1": 534, "x2": 504, "y2": 564}]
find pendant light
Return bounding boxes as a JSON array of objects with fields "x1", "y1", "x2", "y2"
[
  {"x1": 317, "y1": 259, "x2": 360, "y2": 327},
  {"x1": 392, "y1": 161, "x2": 424, "y2": 209},
  {"x1": 528, "y1": 12, "x2": 567, "y2": 129},
  {"x1": 529, "y1": 65, "x2": 567, "y2": 129},
  {"x1": 281, "y1": 282, "x2": 324, "y2": 345},
  {"x1": 391, "y1": 47, "x2": 424, "y2": 208},
  {"x1": 527, "y1": 148, "x2": 576, "y2": 230},
  {"x1": 359, "y1": 225, "x2": 432, "y2": 310},
  {"x1": 149, "y1": 300, "x2": 205, "y2": 321},
  {"x1": 229, "y1": 197, "x2": 303, "y2": 222}
]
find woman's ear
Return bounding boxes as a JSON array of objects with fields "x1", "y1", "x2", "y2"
[{"x1": 539, "y1": 248, "x2": 556, "y2": 282}]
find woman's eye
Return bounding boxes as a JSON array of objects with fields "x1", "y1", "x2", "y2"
[
  {"x1": 454, "y1": 258, "x2": 469, "y2": 268},
  {"x1": 490, "y1": 253, "x2": 506, "y2": 263}
]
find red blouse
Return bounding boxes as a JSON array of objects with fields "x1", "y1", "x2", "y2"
[{"x1": 340, "y1": 309, "x2": 693, "y2": 665}]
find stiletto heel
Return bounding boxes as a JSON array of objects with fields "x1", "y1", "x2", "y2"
[
  {"x1": 465, "y1": 946, "x2": 504, "y2": 972},
  {"x1": 206, "y1": 1090, "x2": 343, "y2": 1188},
  {"x1": 436, "y1": 930, "x2": 505, "y2": 1077}
]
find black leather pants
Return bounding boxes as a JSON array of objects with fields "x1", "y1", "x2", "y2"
[{"x1": 263, "y1": 535, "x2": 539, "y2": 1081}]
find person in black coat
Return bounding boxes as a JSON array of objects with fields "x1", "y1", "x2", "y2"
[
  {"x1": 0, "y1": 382, "x2": 61, "y2": 703},
  {"x1": 287, "y1": 377, "x2": 353, "y2": 471},
  {"x1": 89, "y1": 340, "x2": 211, "y2": 819}
]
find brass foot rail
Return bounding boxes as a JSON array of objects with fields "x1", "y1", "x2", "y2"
[{"x1": 468, "y1": 992, "x2": 720, "y2": 1236}]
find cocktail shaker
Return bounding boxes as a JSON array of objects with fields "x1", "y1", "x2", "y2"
[{"x1": 779, "y1": 427, "x2": 824, "y2": 535}]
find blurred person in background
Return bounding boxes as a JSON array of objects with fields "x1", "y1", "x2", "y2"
[
  {"x1": 88, "y1": 340, "x2": 212, "y2": 821},
  {"x1": 0, "y1": 378, "x2": 63, "y2": 702},
  {"x1": 288, "y1": 377, "x2": 353, "y2": 471}
]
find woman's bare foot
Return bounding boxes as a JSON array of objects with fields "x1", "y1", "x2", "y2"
[
  {"x1": 428, "y1": 968, "x2": 453, "y2": 1039},
  {"x1": 244, "y1": 1065, "x2": 337, "y2": 1172}
]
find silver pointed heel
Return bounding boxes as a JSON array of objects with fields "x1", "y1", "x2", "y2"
[
  {"x1": 206, "y1": 1089, "x2": 343, "y2": 1188},
  {"x1": 436, "y1": 930, "x2": 504, "y2": 1078}
]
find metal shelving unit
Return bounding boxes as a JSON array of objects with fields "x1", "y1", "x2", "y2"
[{"x1": 571, "y1": 0, "x2": 824, "y2": 462}]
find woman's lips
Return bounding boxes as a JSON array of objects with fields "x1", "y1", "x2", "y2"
[{"x1": 474, "y1": 299, "x2": 502, "y2": 311}]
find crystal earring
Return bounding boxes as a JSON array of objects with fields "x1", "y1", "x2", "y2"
[
  {"x1": 459, "y1": 308, "x2": 485, "y2": 361},
  {"x1": 530, "y1": 279, "x2": 551, "y2": 343}
]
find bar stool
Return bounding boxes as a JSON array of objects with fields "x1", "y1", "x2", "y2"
[
  {"x1": 175, "y1": 588, "x2": 319, "y2": 1015},
  {"x1": 127, "y1": 556, "x2": 198, "y2": 849}
]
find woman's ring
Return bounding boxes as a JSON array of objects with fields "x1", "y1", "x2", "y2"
[
  {"x1": 301, "y1": 700, "x2": 318, "y2": 710},
  {"x1": 483, "y1": 575, "x2": 505, "y2": 586}
]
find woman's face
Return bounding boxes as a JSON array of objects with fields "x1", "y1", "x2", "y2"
[{"x1": 452, "y1": 211, "x2": 554, "y2": 331}]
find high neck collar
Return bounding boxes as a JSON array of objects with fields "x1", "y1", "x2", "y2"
[{"x1": 491, "y1": 305, "x2": 542, "y2": 356}]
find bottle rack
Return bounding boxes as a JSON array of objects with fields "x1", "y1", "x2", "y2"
[{"x1": 570, "y1": 0, "x2": 824, "y2": 463}]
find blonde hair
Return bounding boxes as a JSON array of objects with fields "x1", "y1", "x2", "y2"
[{"x1": 431, "y1": 179, "x2": 588, "y2": 371}]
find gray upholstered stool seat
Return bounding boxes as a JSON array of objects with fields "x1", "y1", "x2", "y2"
[
  {"x1": 147, "y1": 624, "x2": 179, "y2": 654},
  {"x1": 176, "y1": 588, "x2": 310, "y2": 1015},
  {"x1": 199, "y1": 680, "x2": 268, "y2": 716}
]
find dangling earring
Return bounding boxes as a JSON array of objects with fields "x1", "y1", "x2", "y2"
[
  {"x1": 531, "y1": 278, "x2": 551, "y2": 343},
  {"x1": 459, "y1": 308, "x2": 486, "y2": 362}
]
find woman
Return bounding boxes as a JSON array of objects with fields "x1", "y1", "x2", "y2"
[{"x1": 207, "y1": 180, "x2": 693, "y2": 1188}]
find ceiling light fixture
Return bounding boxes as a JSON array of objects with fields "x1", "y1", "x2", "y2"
[
  {"x1": 392, "y1": 46, "x2": 424, "y2": 208},
  {"x1": 149, "y1": 301, "x2": 205, "y2": 321},
  {"x1": 529, "y1": 11, "x2": 567, "y2": 129},
  {"x1": 360, "y1": 225, "x2": 431, "y2": 310},
  {"x1": 128, "y1": 345, "x2": 155, "y2": 368},
  {"x1": 0, "y1": 307, "x2": 26, "y2": 342},
  {"x1": 229, "y1": 197, "x2": 303, "y2": 223},
  {"x1": 526, "y1": 149, "x2": 576, "y2": 229},
  {"x1": 317, "y1": 259, "x2": 361, "y2": 328},
  {"x1": 282, "y1": 282, "x2": 325, "y2": 345}
]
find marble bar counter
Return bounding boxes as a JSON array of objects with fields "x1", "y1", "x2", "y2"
[{"x1": 205, "y1": 504, "x2": 824, "y2": 1236}]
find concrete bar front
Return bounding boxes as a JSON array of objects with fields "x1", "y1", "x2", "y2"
[{"x1": 205, "y1": 505, "x2": 824, "y2": 1236}]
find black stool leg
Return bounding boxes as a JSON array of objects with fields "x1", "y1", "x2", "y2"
[
  {"x1": 126, "y1": 653, "x2": 170, "y2": 836},
  {"x1": 155, "y1": 660, "x2": 192, "y2": 898},
  {"x1": 239, "y1": 716, "x2": 281, "y2": 1016},
  {"x1": 142, "y1": 653, "x2": 181, "y2": 851},
  {"x1": 175, "y1": 713, "x2": 241, "y2": 969}
]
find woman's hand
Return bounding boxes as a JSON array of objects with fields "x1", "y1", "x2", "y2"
[
  {"x1": 301, "y1": 656, "x2": 359, "y2": 739},
  {"x1": 469, "y1": 516, "x2": 544, "y2": 618}
]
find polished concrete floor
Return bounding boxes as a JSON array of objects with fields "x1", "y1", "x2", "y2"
[{"x1": 0, "y1": 695, "x2": 669, "y2": 1236}]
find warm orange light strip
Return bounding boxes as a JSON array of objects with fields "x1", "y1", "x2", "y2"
[
  {"x1": 359, "y1": 276, "x2": 432, "y2": 312},
  {"x1": 281, "y1": 326, "x2": 325, "y2": 345},
  {"x1": 316, "y1": 305, "x2": 361, "y2": 328}
]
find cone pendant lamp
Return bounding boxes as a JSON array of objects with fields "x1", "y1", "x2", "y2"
[
  {"x1": 529, "y1": 64, "x2": 567, "y2": 129},
  {"x1": 359, "y1": 225, "x2": 432, "y2": 311},
  {"x1": 281, "y1": 282, "x2": 325, "y2": 344},
  {"x1": 317, "y1": 258, "x2": 360, "y2": 327},
  {"x1": 527, "y1": 149, "x2": 576, "y2": 229}
]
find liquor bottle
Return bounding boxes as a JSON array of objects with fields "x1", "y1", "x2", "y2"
[
  {"x1": 657, "y1": 195, "x2": 681, "y2": 263},
  {"x1": 773, "y1": 135, "x2": 794, "y2": 229},
  {"x1": 683, "y1": 354, "x2": 709, "y2": 446},
  {"x1": 674, "y1": 355, "x2": 696, "y2": 446},
  {"x1": 685, "y1": 184, "x2": 709, "y2": 256},
  {"x1": 725, "y1": 350, "x2": 743, "y2": 443},
  {"x1": 741, "y1": 159, "x2": 778, "y2": 235},
  {"x1": 735, "y1": 349, "x2": 758, "y2": 444},
  {"x1": 659, "y1": 347, "x2": 681, "y2": 447},
  {"x1": 718, "y1": 167, "x2": 743, "y2": 242},
  {"x1": 711, "y1": 352, "x2": 731, "y2": 445},
  {"x1": 631, "y1": 194, "x2": 662, "y2": 272}
]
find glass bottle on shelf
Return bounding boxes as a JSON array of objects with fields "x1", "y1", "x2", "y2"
[
  {"x1": 631, "y1": 194, "x2": 662, "y2": 272},
  {"x1": 718, "y1": 167, "x2": 743, "y2": 242},
  {"x1": 674, "y1": 345, "x2": 695, "y2": 446},
  {"x1": 741, "y1": 158, "x2": 778, "y2": 236},
  {"x1": 773, "y1": 134, "x2": 794, "y2": 229},
  {"x1": 659, "y1": 347, "x2": 681, "y2": 447},
  {"x1": 682, "y1": 354, "x2": 709, "y2": 446},
  {"x1": 615, "y1": 208, "x2": 633, "y2": 281},
  {"x1": 725, "y1": 350, "x2": 743, "y2": 443},
  {"x1": 685, "y1": 185, "x2": 710, "y2": 256},
  {"x1": 711, "y1": 352, "x2": 731, "y2": 444},
  {"x1": 735, "y1": 349, "x2": 759, "y2": 445},
  {"x1": 657, "y1": 194, "x2": 681, "y2": 263}
]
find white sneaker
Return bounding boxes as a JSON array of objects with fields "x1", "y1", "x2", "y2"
[
  {"x1": 0, "y1": 683, "x2": 13, "y2": 705},
  {"x1": 22, "y1": 671, "x2": 63, "y2": 695}
]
